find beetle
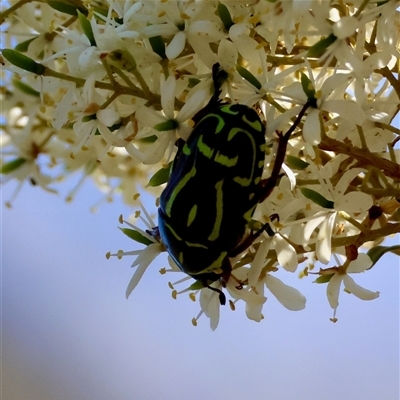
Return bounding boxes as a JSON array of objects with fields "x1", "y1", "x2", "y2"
[{"x1": 154, "y1": 64, "x2": 311, "y2": 303}]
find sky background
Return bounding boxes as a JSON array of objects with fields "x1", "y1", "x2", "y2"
[{"x1": 2, "y1": 177, "x2": 399, "y2": 400}]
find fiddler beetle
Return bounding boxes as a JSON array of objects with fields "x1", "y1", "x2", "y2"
[{"x1": 152, "y1": 64, "x2": 311, "y2": 304}]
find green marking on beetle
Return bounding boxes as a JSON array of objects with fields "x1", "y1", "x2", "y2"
[
  {"x1": 208, "y1": 179, "x2": 224, "y2": 241},
  {"x1": 260, "y1": 143, "x2": 266, "y2": 152},
  {"x1": 201, "y1": 113, "x2": 225, "y2": 133},
  {"x1": 220, "y1": 105, "x2": 239, "y2": 115},
  {"x1": 187, "y1": 204, "x2": 197, "y2": 227},
  {"x1": 258, "y1": 160, "x2": 264, "y2": 168},
  {"x1": 227, "y1": 127, "x2": 257, "y2": 186},
  {"x1": 215, "y1": 151, "x2": 238, "y2": 167},
  {"x1": 197, "y1": 135, "x2": 213, "y2": 158},
  {"x1": 203, "y1": 251, "x2": 228, "y2": 273},
  {"x1": 164, "y1": 221, "x2": 183, "y2": 241},
  {"x1": 166, "y1": 165, "x2": 196, "y2": 217},
  {"x1": 179, "y1": 252, "x2": 184, "y2": 264},
  {"x1": 243, "y1": 114, "x2": 262, "y2": 132},
  {"x1": 184, "y1": 241, "x2": 208, "y2": 249},
  {"x1": 243, "y1": 205, "x2": 257, "y2": 222},
  {"x1": 254, "y1": 177, "x2": 261, "y2": 184},
  {"x1": 190, "y1": 251, "x2": 228, "y2": 275}
]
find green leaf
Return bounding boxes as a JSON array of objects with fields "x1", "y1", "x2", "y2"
[
  {"x1": 188, "y1": 280, "x2": 206, "y2": 290},
  {"x1": 236, "y1": 65, "x2": 262, "y2": 90},
  {"x1": 188, "y1": 78, "x2": 200, "y2": 88},
  {"x1": 300, "y1": 187, "x2": 334, "y2": 209},
  {"x1": 120, "y1": 228, "x2": 153, "y2": 246},
  {"x1": 308, "y1": 34, "x2": 337, "y2": 58},
  {"x1": 1, "y1": 49, "x2": 45, "y2": 75},
  {"x1": 1, "y1": 157, "x2": 27, "y2": 174},
  {"x1": 140, "y1": 135, "x2": 158, "y2": 143},
  {"x1": 148, "y1": 162, "x2": 173, "y2": 187},
  {"x1": 300, "y1": 72, "x2": 316, "y2": 101},
  {"x1": 149, "y1": 36, "x2": 166, "y2": 59},
  {"x1": 218, "y1": 3, "x2": 234, "y2": 31},
  {"x1": 14, "y1": 37, "x2": 37, "y2": 53},
  {"x1": 367, "y1": 245, "x2": 400, "y2": 268},
  {"x1": 77, "y1": 10, "x2": 96, "y2": 46},
  {"x1": 314, "y1": 274, "x2": 334, "y2": 284},
  {"x1": 47, "y1": 1, "x2": 88, "y2": 16},
  {"x1": 154, "y1": 119, "x2": 179, "y2": 131},
  {"x1": 286, "y1": 155, "x2": 309, "y2": 170},
  {"x1": 13, "y1": 79, "x2": 40, "y2": 97}
]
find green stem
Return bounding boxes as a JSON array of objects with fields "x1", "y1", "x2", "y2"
[
  {"x1": 100, "y1": 91, "x2": 119, "y2": 110},
  {"x1": 353, "y1": 0, "x2": 371, "y2": 18}
]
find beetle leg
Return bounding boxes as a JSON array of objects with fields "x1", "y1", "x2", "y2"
[
  {"x1": 204, "y1": 285, "x2": 226, "y2": 305},
  {"x1": 257, "y1": 101, "x2": 313, "y2": 203},
  {"x1": 229, "y1": 214, "x2": 279, "y2": 257}
]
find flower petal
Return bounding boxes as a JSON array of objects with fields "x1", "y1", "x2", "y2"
[
  {"x1": 274, "y1": 234, "x2": 298, "y2": 272},
  {"x1": 335, "y1": 192, "x2": 373, "y2": 214},
  {"x1": 245, "y1": 282, "x2": 265, "y2": 322},
  {"x1": 347, "y1": 253, "x2": 373, "y2": 273},
  {"x1": 265, "y1": 275, "x2": 306, "y2": 311},
  {"x1": 199, "y1": 285, "x2": 221, "y2": 330},
  {"x1": 248, "y1": 238, "x2": 272, "y2": 287},
  {"x1": 161, "y1": 75, "x2": 176, "y2": 119},
  {"x1": 316, "y1": 212, "x2": 336, "y2": 264},
  {"x1": 342, "y1": 275, "x2": 380, "y2": 300},
  {"x1": 303, "y1": 108, "x2": 321, "y2": 145},
  {"x1": 165, "y1": 31, "x2": 186, "y2": 60},
  {"x1": 326, "y1": 273, "x2": 342, "y2": 309},
  {"x1": 323, "y1": 99, "x2": 366, "y2": 125},
  {"x1": 126, "y1": 243, "x2": 162, "y2": 298}
]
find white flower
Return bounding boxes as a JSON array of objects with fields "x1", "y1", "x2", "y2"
[
  {"x1": 140, "y1": 1, "x2": 225, "y2": 62},
  {"x1": 107, "y1": 202, "x2": 164, "y2": 298},
  {"x1": 326, "y1": 253, "x2": 380, "y2": 316},
  {"x1": 125, "y1": 242, "x2": 164, "y2": 298},
  {"x1": 132, "y1": 75, "x2": 208, "y2": 164},
  {"x1": 246, "y1": 238, "x2": 306, "y2": 321},
  {"x1": 303, "y1": 167, "x2": 373, "y2": 264},
  {"x1": 194, "y1": 271, "x2": 267, "y2": 330},
  {"x1": 53, "y1": 75, "x2": 119, "y2": 153}
]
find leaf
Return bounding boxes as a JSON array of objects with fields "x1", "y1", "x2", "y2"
[
  {"x1": 14, "y1": 37, "x2": 38, "y2": 53},
  {"x1": 148, "y1": 162, "x2": 172, "y2": 187},
  {"x1": 367, "y1": 245, "x2": 400, "y2": 268},
  {"x1": 300, "y1": 187, "x2": 334, "y2": 209},
  {"x1": 286, "y1": 155, "x2": 309, "y2": 170},
  {"x1": 140, "y1": 135, "x2": 158, "y2": 143},
  {"x1": 119, "y1": 228, "x2": 153, "y2": 246},
  {"x1": 13, "y1": 79, "x2": 40, "y2": 97},
  {"x1": 314, "y1": 274, "x2": 334, "y2": 284},
  {"x1": 236, "y1": 65, "x2": 262, "y2": 90},
  {"x1": 308, "y1": 34, "x2": 337, "y2": 58},
  {"x1": 77, "y1": 10, "x2": 96, "y2": 46},
  {"x1": 300, "y1": 72, "x2": 316, "y2": 101},
  {"x1": 2, "y1": 49, "x2": 45, "y2": 75},
  {"x1": 149, "y1": 36, "x2": 166, "y2": 59},
  {"x1": 189, "y1": 280, "x2": 206, "y2": 290},
  {"x1": 47, "y1": 0, "x2": 88, "y2": 16},
  {"x1": 188, "y1": 78, "x2": 200, "y2": 88},
  {"x1": 1, "y1": 158, "x2": 27, "y2": 174},
  {"x1": 218, "y1": 2, "x2": 234, "y2": 31},
  {"x1": 154, "y1": 119, "x2": 179, "y2": 131}
]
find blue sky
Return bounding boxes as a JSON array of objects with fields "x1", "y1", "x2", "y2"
[{"x1": 2, "y1": 180, "x2": 399, "y2": 400}]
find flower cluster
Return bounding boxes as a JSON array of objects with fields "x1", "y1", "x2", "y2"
[{"x1": 1, "y1": 0, "x2": 399, "y2": 329}]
